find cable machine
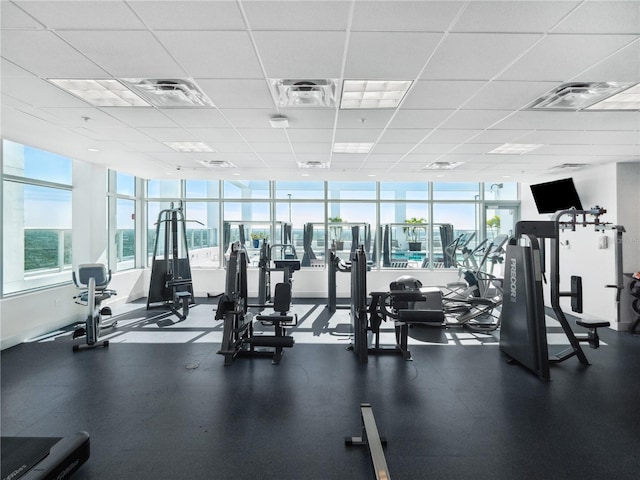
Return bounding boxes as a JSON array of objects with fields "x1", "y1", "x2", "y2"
[
  {"x1": 147, "y1": 202, "x2": 197, "y2": 321},
  {"x1": 500, "y1": 207, "x2": 624, "y2": 380}
]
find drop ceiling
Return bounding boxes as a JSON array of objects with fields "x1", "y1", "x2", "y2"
[{"x1": 1, "y1": 0, "x2": 639, "y2": 182}]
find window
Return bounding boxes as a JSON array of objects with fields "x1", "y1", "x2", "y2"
[
  {"x1": 186, "y1": 180, "x2": 220, "y2": 199},
  {"x1": 223, "y1": 180, "x2": 269, "y2": 199},
  {"x1": 433, "y1": 182, "x2": 479, "y2": 200},
  {"x1": 327, "y1": 181, "x2": 376, "y2": 200},
  {"x1": 184, "y1": 201, "x2": 220, "y2": 268},
  {"x1": 147, "y1": 179, "x2": 181, "y2": 198},
  {"x1": 2, "y1": 140, "x2": 73, "y2": 294}
]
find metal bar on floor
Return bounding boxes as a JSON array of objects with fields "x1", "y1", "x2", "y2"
[{"x1": 346, "y1": 403, "x2": 391, "y2": 480}]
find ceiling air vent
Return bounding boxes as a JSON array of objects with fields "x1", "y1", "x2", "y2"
[
  {"x1": 550, "y1": 163, "x2": 588, "y2": 170},
  {"x1": 197, "y1": 160, "x2": 236, "y2": 169},
  {"x1": 120, "y1": 78, "x2": 213, "y2": 108},
  {"x1": 421, "y1": 162, "x2": 463, "y2": 171},
  {"x1": 298, "y1": 161, "x2": 328, "y2": 169},
  {"x1": 271, "y1": 79, "x2": 337, "y2": 108},
  {"x1": 527, "y1": 82, "x2": 634, "y2": 111}
]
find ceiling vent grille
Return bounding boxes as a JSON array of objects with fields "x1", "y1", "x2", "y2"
[
  {"x1": 271, "y1": 79, "x2": 337, "y2": 108},
  {"x1": 527, "y1": 82, "x2": 633, "y2": 111},
  {"x1": 550, "y1": 163, "x2": 589, "y2": 170},
  {"x1": 121, "y1": 78, "x2": 213, "y2": 108},
  {"x1": 298, "y1": 160, "x2": 328, "y2": 169},
  {"x1": 197, "y1": 160, "x2": 236, "y2": 169},
  {"x1": 421, "y1": 162, "x2": 463, "y2": 171}
]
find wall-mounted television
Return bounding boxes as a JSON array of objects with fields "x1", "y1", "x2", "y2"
[{"x1": 530, "y1": 178, "x2": 584, "y2": 214}]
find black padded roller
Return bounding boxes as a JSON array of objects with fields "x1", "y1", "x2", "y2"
[{"x1": 249, "y1": 336, "x2": 294, "y2": 348}]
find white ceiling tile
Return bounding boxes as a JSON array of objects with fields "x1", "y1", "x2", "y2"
[
  {"x1": 2, "y1": 78, "x2": 89, "y2": 108},
  {"x1": 252, "y1": 31, "x2": 346, "y2": 78},
  {"x1": 403, "y1": 81, "x2": 487, "y2": 109},
  {"x1": 408, "y1": 143, "x2": 458, "y2": 155},
  {"x1": 166, "y1": 109, "x2": 230, "y2": 129},
  {"x1": 39, "y1": 107, "x2": 125, "y2": 128},
  {"x1": 1, "y1": 1, "x2": 45, "y2": 29},
  {"x1": 470, "y1": 129, "x2": 534, "y2": 144},
  {"x1": 73, "y1": 126, "x2": 154, "y2": 142},
  {"x1": 493, "y1": 111, "x2": 640, "y2": 132},
  {"x1": 453, "y1": 1, "x2": 580, "y2": 33},
  {"x1": 337, "y1": 110, "x2": 395, "y2": 129},
  {"x1": 215, "y1": 143, "x2": 256, "y2": 154},
  {"x1": 464, "y1": 81, "x2": 559, "y2": 110},
  {"x1": 517, "y1": 130, "x2": 640, "y2": 146},
  {"x1": 197, "y1": 79, "x2": 274, "y2": 109},
  {"x1": 99, "y1": 107, "x2": 178, "y2": 128},
  {"x1": 553, "y1": 1, "x2": 640, "y2": 34},
  {"x1": 278, "y1": 109, "x2": 337, "y2": 129},
  {"x1": 333, "y1": 129, "x2": 383, "y2": 143},
  {"x1": 439, "y1": 109, "x2": 511, "y2": 130},
  {"x1": 234, "y1": 129, "x2": 288, "y2": 142},
  {"x1": 499, "y1": 34, "x2": 638, "y2": 81},
  {"x1": 345, "y1": 32, "x2": 442, "y2": 79},
  {"x1": 221, "y1": 109, "x2": 279, "y2": 129},
  {"x1": 1, "y1": 30, "x2": 108, "y2": 78},
  {"x1": 155, "y1": 31, "x2": 263, "y2": 78},
  {"x1": 351, "y1": 1, "x2": 463, "y2": 32},
  {"x1": 16, "y1": 0, "x2": 145, "y2": 29},
  {"x1": 573, "y1": 40, "x2": 640, "y2": 83},
  {"x1": 451, "y1": 144, "x2": 500, "y2": 155},
  {"x1": 185, "y1": 128, "x2": 245, "y2": 143},
  {"x1": 421, "y1": 33, "x2": 541, "y2": 80},
  {"x1": 291, "y1": 143, "x2": 331, "y2": 154},
  {"x1": 128, "y1": 0, "x2": 245, "y2": 30},
  {"x1": 243, "y1": 1, "x2": 350, "y2": 30},
  {"x1": 535, "y1": 144, "x2": 640, "y2": 157},
  {"x1": 389, "y1": 109, "x2": 454, "y2": 129},
  {"x1": 371, "y1": 144, "x2": 418, "y2": 154},
  {"x1": 0, "y1": 59, "x2": 36, "y2": 78},
  {"x1": 420, "y1": 129, "x2": 479, "y2": 144},
  {"x1": 137, "y1": 127, "x2": 197, "y2": 142},
  {"x1": 286, "y1": 129, "x2": 333, "y2": 143},
  {"x1": 378, "y1": 129, "x2": 430, "y2": 143},
  {"x1": 58, "y1": 30, "x2": 186, "y2": 78},
  {"x1": 118, "y1": 141, "x2": 174, "y2": 153}
]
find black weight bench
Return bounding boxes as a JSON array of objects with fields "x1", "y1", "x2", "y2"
[{"x1": 575, "y1": 318, "x2": 610, "y2": 349}]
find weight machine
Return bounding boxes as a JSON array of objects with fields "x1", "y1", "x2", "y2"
[
  {"x1": 216, "y1": 242, "x2": 297, "y2": 365},
  {"x1": 500, "y1": 207, "x2": 624, "y2": 380},
  {"x1": 147, "y1": 202, "x2": 196, "y2": 321},
  {"x1": 72, "y1": 263, "x2": 117, "y2": 352}
]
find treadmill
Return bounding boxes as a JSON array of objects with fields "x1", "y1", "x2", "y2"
[{"x1": 1, "y1": 431, "x2": 90, "y2": 480}]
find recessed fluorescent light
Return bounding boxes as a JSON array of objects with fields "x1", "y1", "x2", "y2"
[
  {"x1": 332, "y1": 142, "x2": 373, "y2": 153},
  {"x1": 422, "y1": 162, "x2": 463, "y2": 170},
  {"x1": 197, "y1": 160, "x2": 235, "y2": 169},
  {"x1": 340, "y1": 80, "x2": 413, "y2": 109},
  {"x1": 271, "y1": 79, "x2": 337, "y2": 108},
  {"x1": 87, "y1": 148, "x2": 99, "y2": 152},
  {"x1": 48, "y1": 79, "x2": 149, "y2": 107},
  {"x1": 489, "y1": 143, "x2": 543, "y2": 154},
  {"x1": 587, "y1": 83, "x2": 640, "y2": 110},
  {"x1": 528, "y1": 82, "x2": 635, "y2": 111},
  {"x1": 164, "y1": 142, "x2": 214, "y2": 153},
  {"x1": 368, "y1": 174, "x2": 377, "y2": 177},
  {"x1": 120, "y1": 78, "x2": 213, "y2": 108},
  {"x1": 301, "y1": 173, "x2": 310, "y2": 177}
]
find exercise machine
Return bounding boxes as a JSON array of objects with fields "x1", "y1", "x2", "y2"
[
  {"x1": 345, "y1": 404, "x2": 391, "y2": 480},
  {"x1": 500, "y1": 207, "x2": 623, "y2": 380},
  {"x1": 1, "y1": 431, "x2": 90, "y2": 480},
  {"x1": 147, "y1": 202, "x2": 195, "y2": 321},
  {"x1": 255, "y1": 242, "x2": 300, "y2": 307},
  {"x1": 327, "y1": 249, "x2": 351, "y2": 312},
  {"x1": 71, "y1": 263, "x2": 117, "y2": 352},
  {"x1": 216, "y1": 242, "x2": 297, "y2": 365}
]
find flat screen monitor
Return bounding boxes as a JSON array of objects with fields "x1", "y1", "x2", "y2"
[{"x1": 530, "y1": 178, "x2": 583, "y2": 214}]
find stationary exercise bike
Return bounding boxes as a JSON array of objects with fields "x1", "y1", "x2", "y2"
[{"x1": 72, "y1": 263, "x2": 117, "y2": 352}]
